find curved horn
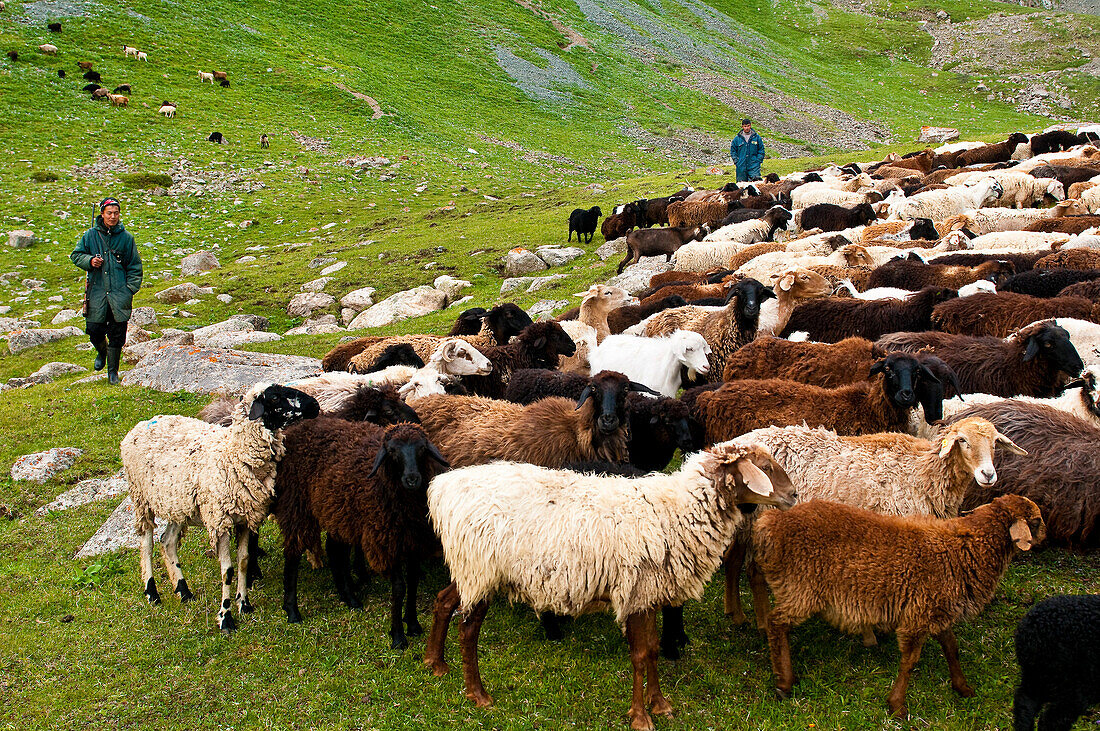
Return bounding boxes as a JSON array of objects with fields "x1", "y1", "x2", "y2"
[{"x1": 628, "y1": 381, "x2": 661, "y2": 396}]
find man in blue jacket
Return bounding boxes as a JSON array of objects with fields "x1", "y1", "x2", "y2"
[
  {"x1": 730, "y1": 118, "x2": 765, "y2": 182},
  {"x1": 70, "y1": 198, "x2": 143, "y2": 384}
]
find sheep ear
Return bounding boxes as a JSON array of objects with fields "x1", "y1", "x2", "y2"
[
  {"x1": 778, "y1": 274, "x2": 795, "y2": 292},
  {"x1": 368, "y1": 444, "x2": 388, "y2": 478},
  {"x1": 1009, "y1": 519, "x2": 1034, "y2": 551},
  {"x1": 735, "y1": 458, "x2": 773, "y2": 497},
  {"x1": 248, "y1": 398, "x2": 265, "y2": 421},
  {"x1": 938, "y1": 432, "x2": 960, "y2": 458},
  {"x1": 868, "y1": 359, "x2": 886, "y2": 377},
  {"x1": 995, "y1": 433, "x2": 1028, "y2": 456},
  {"x1": 1022, "y1": 336, "x2": 1040, "y2": 362},
  {"x1": 442, "y1": 341, "x2": 457, "y2": 362},
  {"x1": 575, "y1": 386, "x2": 593, "y2": 410},
  {"x1": 628, "y1": 381, "x2": 661, "y2": 395},
  {"x1": 425, "y1": 442, "x2": 451, "y2": 470}
]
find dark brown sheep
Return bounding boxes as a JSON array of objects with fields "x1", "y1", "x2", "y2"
[
  {"x1": 999, "y1": 268, "x2": 1100, "y2": 298},
  {"x1": 275, "y1": 421, "x2": 449, "y2": 648},
  {"x1": 602, "y1": 202, "x2": 639, "y2": 240},
  {"x1": 946, "y1": 401, "x2": 1100, "y2": 549},
  {"x1": 608, "y1": 294, "x2": 689, "y2": 334},
  {"x1": 875, "y1": 321, "x2": 1084, "y2": 398},
  {"x1": 688, "y1": 352, "x2": 947, "y2": 444},
  {"x1": 754, "y1": 495, "x2": 1045, "y2": 718},
  {"x1": 617, "y1": 224, "x2": 708, "y2": 274},
  {"x1": 866, "y1": 258, "x2": 1014, "y2": 291},
  {"x1": 722, "y1": 335, "x2": 874, "y2": 386},
  {"x1": 931, "y1": 292, "x2": 1100, "y2": 337},
  {"x1": 955, "y1": 133, "x2": 1030, "y2": 166},
  {"x1": 799, "y1": 202, "x2": 877, "y2": 233},
  {"x1": 667, "y1": 200, "x2": 732, "y2": 228},
  {"x1": 1026, "y1": 214, "x2": 1100, "y2": 235},
  {"x1": 414, "y1": 370, "x2": 636, "y2": 467},
  {"x1": 1028, "y1": 164, "x2": 1100, "y2": 189},
  {"x1": 462, "y1": 321, "x2": 577, "y2": 398},
  {"x1": 932, "y1": 251, "x2": 1048, "y2": 273},
  {"x1": 1037, "y1": 249, "x2": 1100, "y2": 270},
  {"x1": 1060, "y1": 279, "x2": 1100, "y2": 300},
  {"x1": 781, "y1": 286, "x2": 958, "y2": 342}
]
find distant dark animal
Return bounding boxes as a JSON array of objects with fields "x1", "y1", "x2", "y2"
[
  {"x1": 6, "y1": 51, "x2": 16, "y2": 62},
  {"x1": 112, "y1": 84, "x2": 131, "y2": 93},
  {"x1": 260, "y1": 133, "x2": 269, "y2": 148},
  {"x1": 447, "y1": 307, "x2": 488, "y2": 336},
  {"x1": 219, "y1": 78, "x2": 230, "y2": 88},
  {"x1": 57, "y1": 68, "x2": 65, "y2": 77},
  {"x1": 82, "y1": 70, "x2": 100, "y2": 82},
  {"x1": 999, "y1": 268, "x2": 1100, "y2": 298},
  {"x1": 48, "y1": 22, "x2": 61, "y2": 32},
  {"x1": 602, "y1": 202, "x2": 639, "y2": 241},
  {"x1": 91, "y1": 88, "x2": 109, "y2": 100},
  {"x1": 208, "y1": 131, "x2": 224, "y2": 144},
  {"x1": 78, "y1": 61, "x2": 93, "y2": 70},
  {"x1": 568, "y1": 206, "x2": 602, "y2": 244},
  {"x1": 800, "y1": 202, "x2": 877, "y2": 233},
  {"x1": 1029, "y1": 130, "x2": 1082, "y2": 156}
]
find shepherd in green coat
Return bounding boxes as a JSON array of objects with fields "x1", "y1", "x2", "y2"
[
  {"x1": 730, "y1": 118, "x2": 766, "y2": 182},
  {"x1": 70, "y1": 197, "x2": 143, "y2": 384}
]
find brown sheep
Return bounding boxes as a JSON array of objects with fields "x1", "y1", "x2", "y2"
[
  {"x1": 1036, "y1": 248, "x2": 1100, "y2": 270},
  {"x1": 1027, "y1": 214, "x2": 1100, "y2": 234},
  {"x1": 945, "y1": 401, "x2": 1100, "y2": 549},
  {"x1": 1067, "y1": 180, "x2": 1099, "y2": 199},
  {"x1": 754, "y1": 495, "x2": 1045, "y2": 718},
  {"x1": 806, "y1": 264, "x2": 874, "y2": 292},
  {"x1": 722, "y1": 335, "x2": 874, "y2": 385},
  {"x1": 666, "y1": 200, "x2": 731, "y2": 228},
  {"x1": 955, "y1": 133, "x2": 1030, "y2": 166},
  {"x1": 1059, "y1": 279, "x2": 1100, "y2": 300},
  {"x1": 607, "y1": 294, "x2": 689, "y2": 334},
  {"x1": 412, "y1": 371, "x2": 636, "y2": 467},
  {"x1": 617, "y1": 225, "x2": 708, "y2": 274},
  {"x1": 726, "y1": 241, "x2": 786, "y2": 271},
  {"x1": 782, "y1": 286, "x2": 959, "y2": 342},
  {"x1": 931, "y1": 292, "x2": 1100, "y2": 337},
  {"x1": 884, "y1": 149, "x2": 935, "y2": 174},
  {"x1": 647, "y1": 267, "x2": 730, "y2": 290}
]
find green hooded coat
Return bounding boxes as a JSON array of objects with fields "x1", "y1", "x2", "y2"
[{"x1": 70, "y1": 216, "x2": 143, "y2": 323}]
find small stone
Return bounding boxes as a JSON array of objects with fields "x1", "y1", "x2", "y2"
[
  {"x1": 217, "y1": 294, "x2": 233, "y2": 304},
  {"x1": 287, "y1": 292, "x2": 336, "y2": 318},
  {"x1": 596, "y1": 238, "x2": 628, "y2": 260},
  {"x1": 917, "y1": 126, "x2": 960, "y2": 144},
  {"x1": 236, "y1": 255, "x2": 257, "y2": 264},
  {"x1": 180, "y1": 251, "x2": 220, "y2": 276},
  {"x1": 503, "y1": 248, "x2": 548, "y2": 277},
  {"x1": 308, "y1": 256, "x2": 337, "y2": 269},
  {"x1": 11, "y1": 448, "x2": 83, "y2": 483},
  {"x1": 340, "y1": 286, "x2": 377, "y2": 312},
  {"x1": 340, "y1": 307, "x2": 358, "y2": 325},
  {"x1": 975, "y1": 82, "x2": 989, "y2": 93},
  {"x1": 5, "y1": 361, "x2": 87, "y2": 389},
  {"x1": 536, "y1": 246, "x2": 585, "y2": 267},
  {"x1": 526, "y1": 274, "x2": 569, "y2": 292},
  {"x1": 155, "y1": 283, "x2": 212, "y2": 303},
  {"x1": 22, "y1": 279, "x2": 47, "y2": 290},
  {"x1": 300, "y1": 277, "x2": 332, "y2": 293},
  {"x1": 126, "y1": 323, "x2": 153, "y2": 344},
  {"x1": 447, "y1": 295, "x2": 474, "y2": 309},
  {"x1": 320, "y1": 261, "x2": 347, "y2": 276},
  {"x1": 528, "y1": 299, "x2": 569, "y2": 319},
  {"x1": 36, "y1": 469, "x2": 127, "y2": 516},
  {"x1": 51, "y1": 309, "x2": 80, "y2": 325},
  {"x1": 285, "y1": 315, "x2": 344, "y2": 336},
  {"x1": 7, "y1": 230, "x2": 36, "y2": 249}
]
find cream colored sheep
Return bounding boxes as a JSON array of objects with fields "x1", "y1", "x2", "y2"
[
  {"x1": 888, "y1": 178, "x2": 1003, "y2": 220},
  {"x1": 558, "y1": 284, "x2": 629, "y2": 375},
  {"x1": 962, "y1": 231, "x2": 1070, "y2": 251},
  {"x1": 137, "y1": 51, "x2": 147, "y2": 61},
  {"x1": 791, "y1": 183, "x2": 877, "y2": 209},
  {"x1": 941, "y1": 200, "x2": 1088, "y2": 234},
  {"x1": 198, "y1": 71, "x2": 214, "y2": 83},
  {"x1": 121, "y1": 383, "x2": 320, "y2": 632},
  {"x1": 158, "y1": 104, "x2": 176, "y2": 118},
  {"x1": 123, "y1": 45, "x2": 139, "y2": 57},
  {"x1": 944, "y1": 172, "x2": 1064, "y2": 209},
  {"x1": 38, "y1": 43, "x2": 58, "y2": 55},
  {"x1": 1082, "y1": 186, "x2": 1100, "y2": 213}
]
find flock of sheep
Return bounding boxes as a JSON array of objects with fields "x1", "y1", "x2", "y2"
[{"x1": 116, "y1": 127, "x2": 1100, "y2": 731}]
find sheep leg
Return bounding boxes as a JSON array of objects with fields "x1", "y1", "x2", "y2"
[
  {"x1": 140, "y1": 528, "x2": 161, "y2": 605},
  {"x1": 352, "y1": 545, "x2": 371, "y2": 590},
  {"x1": 404, "y1": 560, "x2": 422, "y2": 637},
  {"x1": 389, "y1": 565, "x2": 409, "y2": 650},
  {"x1": 747, "y1": 557, "x2": 773, "y2": 632},
  {"x1": 541, "y1": 612, "x2": 565, "y2": 640},
  {"x1": 617, "y1": 249, "x2": 634, "y2": 275},
  {"x1": 935, "y1": 629, "x2": 974, "y2": 697},
  {"x1": 215, "y1": 531, "x2": 236, "y2": 633},
  {"x1": 282, "y1": 549, "x2": 303, "y2": 624},
  {"x1": 766, "y1": 612, "x2": 797, "y2": 698},
  {"x1": 625, "y1": 611, "x2": 655, "y2": 731},
  {"x1": 160, "y1": 523, "x2": 193, "y2": 602},
  {"x1": 1037, "y1": 697, "x2": 1088, "y2": 731},
  {"x1": 644, "y1": 609, "x2": 673, "y2": 718},
  {"x1": 424, "y1": 581, "x2": 459, "y2": 676},
  {"x1": 459, "y1": 599, "x2": 492, "y2": 707},
  {"x1": 234, "y1": 524, "x2": 253, "y2": 614},
  {"x1": 722, "y1": 540, "x2": 747, "y2": 622},
  {"x1": 326, "y1": 536, "x2": 361, "y2": 609},
  {"x1": 887, "y1": 632, "x2": 927, "y2": 718},
  {"x1": 1012, "y1": 686, "x2": 1041, "y2": 731},
  {"x1": 659, "y1": 605, "x2": 688, "y2": 659},
  {"x1": 245, "y1": 530, "x2": 262, "y2": 588}
]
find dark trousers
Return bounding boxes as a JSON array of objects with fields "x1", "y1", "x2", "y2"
[{"x1": 86, "y1": 308, "x2": 127, "y2": 348}]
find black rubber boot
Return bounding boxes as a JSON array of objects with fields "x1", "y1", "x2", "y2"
[
  {"x1": 93, "y1": 340, "x2": 107, "y2": 371},
  {"x1": 106, "y1": 347, "x2": 122, "y2": 385}
]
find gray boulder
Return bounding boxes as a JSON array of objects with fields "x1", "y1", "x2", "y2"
[
  {"x1": 11, "y1": 447, "x2": 83, "y2": 483},
  {"x1": 0, "y1": 317, "x2": 42, "y2": 334},
  {"x1": 51, "y1": 309, "x2": 81, "y2": 325},
  {"x1": 123, "y1": 344, "x2": 321, "y2": 395},
  {"x1": 596, "y1": 237, "x2": 628, "y2": 261},
  {"x1": 347, "y1": 286, "x2": 446, "y2": 329},
  {"x1": 7, "y1": 326, "x2": 83, "y2": 354},
  {"x1": 287, "y1": 292, "x2": 336, "y2": 318},
  {"x1": 432, "y1": 275, "x2": 472, "y2": 304},
  {"x1": 285, "y1": 315, "x2": 345, "y2": 336},
  {"x1": 203, "y1": 331, "x2": 282, "y2": 349},
  {"x1": 301, "y1": 277, "x2": 332, "y2": 293},
  {"x1": 8, "y1": 230, "x2": 36, "y2": 248},
  {"x1": 130, "y1": 307, "x2": 158, "y2": 327},
  {"x1": 36, "y1": 469, "x2": 127, "y2": 516},
  {"x1": 5, "y1": 361, "x2": 87, "y2": 389},
  {"x1": 155, "y1": 282, "x2": 213, "y2": 303},
  {"x1": 528, "y1": 299, "x2": 569, "y2": 319},
  {"x1": 536, "y1": 246, "x2": 585, "y2": 267},
  {"x1": 606, "y1": 257, "x2": 673, "y2": 296},
  {"x1": 500, "y1": 274, "x2": 568, "y2": 295},
  {"x1": 123, "y1": 331, "x2": 194, "y2": 364},
  {"x1": 503, "y1": 248, "x2": 548, "y2": 276},
  {"x1": 75, "y1": 496, "x2": 165, "y2": 559},
  {"x1": 180, "y1": 251, "x2": 221, "y2": 276},
  {"x1": 340, "y1": 286, "x2": 377, "y2": 313}
]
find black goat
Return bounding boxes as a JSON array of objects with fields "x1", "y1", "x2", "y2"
[{"x1": 568, "y1": 206, "x2": 602, "y2": 244}]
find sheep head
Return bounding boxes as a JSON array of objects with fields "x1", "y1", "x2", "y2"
[
  {"x1": 670, "y1": 330, "x2": 712, "y2": 378},
  {"x1": 772, "y1": 267, "x2": 831, "y2": 300},
  {"x1": 839, "y1": 244, "x2": 874, "y2": 267},
  {"x1": 936, "y1": 416, "x2": 1026, "y2": 489},
  {"x1": 368, "y1": 423, "x2": 450, "y2": 491},
  {"x1": 576, "y1": 284, "x2": 630, "y2": 314},
  {"x1": 244, "y1": 383, "x2": 320, "y2": 432},
  {"x1": 1018, "y1": 322, "x2": 1084, "y2": 379},
  {"x1": 448, "y1": 307, "x2": 488, "y2": 336},
  {"x1": 484, "y1": 303, "x2": 534, "y2": 344},
  {"x1": 368, "y1": 343, "x2": 424, "y2": 372},
  {"x1": 702, "y1": 442, "x2": 796, "y2": 511},
  {"x1": 576, "y1": 370, "x2": 637, "y2": 436},
  {"x1": 987, "y1": 495, "x2": 1046, "y2": 551},
  {"x1": 339, "y1": 384, "x2": 421, "y2": 425},
  {"x1": 433, "y1": 338, "x2": 493, "y2": 376},
  {"x1": 869, "y1": 353, "x2": 934, "y2": 410},
  {"x1": 728, "y1": 278, "x2": 774, "y2": 326},
  {"x1": 631, "y1": 394, "x2": 696, "y2": 452},
  {"x1": 519, "y1": 321, "x2": 577, "y2": 368}
]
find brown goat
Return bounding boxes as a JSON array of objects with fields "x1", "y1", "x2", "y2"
[
  {"x1": 755, "y1": 495, "x2": 1045, "y2": 718},
  {"x1": 722, "y1": 335, "x2": 874, "y2": 385},
  {"x1": 1028, "y1": 214, "x2": 1100, "y2": 235},
  {"x1": 618, "y1": 225, "x2": 708, "y2": 274},
  {"x1": 955, "y1": 133, "x2": 1030, "y2": 166},
  {"x1": 931, "y1": 292, "x2": 1100, "y2": 337}
]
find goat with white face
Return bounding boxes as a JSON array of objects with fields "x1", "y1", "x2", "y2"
[{"x1": 590, "y1": 330, "x2": 712, "y2": 398}]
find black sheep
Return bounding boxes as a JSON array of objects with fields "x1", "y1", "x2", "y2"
[
  {"x1": 360, "y1": 343, "x2": 425, "y2": 373},
  {"x1": 7, "y1": 51, "x2": 18, "y2": 62},
  {"x1": 481, "y1": 302, "x2": 533, "y2": 344},
  {"x1": 48, "y1": 22, "x2": 61, "y2": 32},
  {"x1": 447, "y1": 307, "x2": 488, "y2": 336},
  {"x1": 57, "y1": 68, "x2": 65, "y2": 77},
  {"x1": 82, "y1": 83, "x2": 101, "y2": 92},
  {"x1": 82, "y1": 70, "x2": 100, "y2": 82},
  {"x1": 463, "y1": 321, "x2": 576, "y2": 398},
  {"x1": 1028, "y1": 130, "x2": 1081, "y2": 156},
  {"x1": 220, "y1": 78, "x2": 230, "y2": 88},
  {"x1": 326, "y1": 384, "x2": 422, "y2": 424},
  {"x1": 568, "y1": 205, "x2": 602, "y2": 244},
  {"x1": 1028, "y1": 164, "x2": 1100, "y2": 189},
  {"x1": 799, "y1": 202, "x2": 877, "y2": 233},
  {"x1": 208, "y1": 131, "x2": 224, "y2": 144},
  {"x1": 781, "y1": 286, "x2": 958, "y2": 343},
  {"x1": 113, "y1": 83, "x2": 131, "y2": 93},
  {"x1": 934, "y1": 251, "x2": 1047, "y2": 273},
  {"x1": 1014, "y1": 594, "x2": 1100, "y2": 731},
  {"x1": 999, "y1": 268, "x2": 1100, "y2": 298}
]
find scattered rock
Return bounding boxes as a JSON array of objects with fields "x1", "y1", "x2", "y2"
[
  {"x1": 285, "y1": 315, "x2": 345, "y2": 336},
  {"x1": 975, "y1": 82, "x2": 989, "y2": 93},
  {"x1": 154, "y1": 282, "x2": 213, "y2": 303},
  {"x1": 706, "y1": 166, "x2": 726, "y2": 175},
  {"x1": 6, "y1": 326, "x2": 83, "y2": 354},
  {"x1": 301, "y1": 277, "x2": 332, "y2": 293},
  {"x1": 130, "y1": 307, "x2": 157, "y2": 328},
  {"x1": 528, "y1": 299, "x2": 569, "y2": 319},
  {"x1": 340, "y1": 286, "x2": 376, "y2": 312},
  {"x1": 447, "y1": 295, "x2": 474, "y2": 310},
  {"x1": 503, "y1": 248, "x2": 548, "y2": 276},
  {"x1": 51, "y1": 309, "x2": 81, "y2": 325},
  {"x1": 308, "y1": 256, "x2": 337, "y2": 269},
  {"x1": 75, "y1": 496, "x2": 165, "y2": 559},
  {"x1": 348, "y1": 286, "x2": 446, "y2": 329},
  {"x1": 536, "y1": 246, "x2": 585, "y2": 267},
  {"x1": 180, "y1": 251, "x2": 221, "y2": 276},
  {"x1": 11, "y1": 448, "x2": 83, "y2": 483},
  {"x1": 123, "y1": 331, "x2": 194, "y2": 364},
  {"x1": 320, "y1": 261, "x2": 347, "y2": 276},
  {"x1": 7, "y1": 230, "x2": 36, "y2": 249},
  {"x1": 500, "y1": 273, "x2": 568, "y2": 294},
  {"x1": 203, "y1": 331, "x2": 283, "y2": 349},
  {"x1": 432, "y1": 275, "x2": 472, "y2": 304},
  {"x1": 22, "y1": 279, "x2": 47, "y2": 290},
  {"x1": 236, "y1": 255, "x2": 257, "y2": 264},
  {"x1": 36, "y1": 469, "x2": 127, "y2": 516},
  {"x1": 5, "y1": 361, "x2": 87, "y2": 389},
  {"x1": 287, "y1": 292, "x2": 336, "y2": 318},
  {"x1": 217, "y1": 294, "x2": 233, "y2": 304},
  {"x1": 0, "y1": 306, "x2": 10, "y2": 315},
  {"x1": 125, "y1": 323, "x2": 153, "y2": 344},
  {"x1": 917, "y1": 126, "x2": 960, "y2": 144},
  {"x1": 123, "y1": 345, "x2": 321, "y2": 395},
  {"x1": 340, "y1": 307, "x2": 358, "y2": 325},
  {"x1": 596, "y1": 237, "x2": 628, "y2": 260},
  {"x1": 605, "y1": 257, "x2": 673, "y2": 295},
  {"x1": 0, "y1": 317, "x2": 41, "y2": 334}
]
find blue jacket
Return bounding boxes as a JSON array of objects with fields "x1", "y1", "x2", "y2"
[
  {"x1": 731, "y1": 132, "x2": 765, "y2": 181},
  {"x1": 70, "y1": 216, "x2": 143, "y2": 322}
]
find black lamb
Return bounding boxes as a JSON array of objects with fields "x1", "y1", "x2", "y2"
[
  {"x1": 568, "y1": 205, "x2": 602, "y2": 244},
  {"x1": 781, "y1": 286, "x2": 958, "y2": 343},
  {"x1": 999, "y1": 268, "x2": 1100, "y2": 298}
]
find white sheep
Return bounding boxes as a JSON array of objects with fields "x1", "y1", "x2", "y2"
[
  {"x1": 38, "y1": 43, "x2": 58, "y2": 55},
  {"x1": 935, "y1": 141, "x2": 985, "y2": 154},
  {"x1": 423, "y1": 441, "x2": 795, "y2": 731},
  {"x1": 1081, "y1": 186, "x2": 1100, "y2": 213},
  {"x1": 944, "y1": 172, "x2": 1064, "y2": 209},
  {"x1": 791, "y1": 183, "x2": 877, "y2": 209},
  {"x1": 961, "y1": 231, "x2": 1070, "y2": 251},
  {"x1": 1014, "y1": 145, "x2": 1100, "y2": 173},
  {"x1": 957, "y1": 279, "x2": 998, "y2": 297},
  {"x1": 888, "y1": 178, "x2": 1003, "y2": 220},
  {"x1": 589, "y1": 330, "x2": 711, "y2": 397},
  {"x1": 137, "y1": 51, "x2": 147, "y2": 61},
  {"x1": 123, "y1": 45, "x2": 139, "y2": 57},
  {"x1": 158, "y1": 104, "x2": 176, "y2": 118},
  {"x1": 198, "y1": 71, "x2": 214, "y2": 83},
  {"x1": 941, "y1": 200, "x2": 1088, "y2": 234},
  {"x1": 120, "y1": 383, "x2": 319, "y2": 631}
]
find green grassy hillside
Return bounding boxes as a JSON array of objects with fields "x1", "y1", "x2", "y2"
[{"x1": 2, "y1": 0, "x2": 1100, "y2": 728}]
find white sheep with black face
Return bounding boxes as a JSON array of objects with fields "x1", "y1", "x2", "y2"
[{"x1": 121, "y1": 382, "x2": 319, "y2": 632}]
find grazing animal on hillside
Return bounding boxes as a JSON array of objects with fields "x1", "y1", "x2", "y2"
[
  {"x1": 260, "y1": 133, "x2": 269, "y2": 148},
  {"x1": 208, "y1": 131, "x2": 224, "y2": 144},
  {"x1": 568, "y1": 206, "x2": 602, "y2": 244}
]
